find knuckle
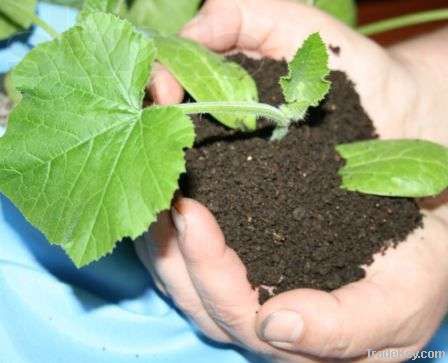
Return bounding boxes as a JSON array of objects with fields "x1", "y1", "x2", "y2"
[
  {"x1": 201, "y1": 298, "x2": 251, "y2": 332},
  {"x1": 212, "y1": 304, "x2": 247, "y2": 329},
  {"x1": 170, "y1": 289, "x2": 201, "y2": 314}
]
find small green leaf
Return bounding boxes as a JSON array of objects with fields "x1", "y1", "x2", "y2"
[
  {"x1": 79, "y1": 0, "x2": 127, "y2": 20},
  {"x1": 0, "y1": 13, "x2": 194, "y2": 267},
  {"x1": 315, "y1": 0, "x2": 357, "y2": 27},
  {"x1": 128, "y1": 0, "x2": 201, "y2": 34},
  {"x1": 0, "y1": 0, "x2": 37, "y2": 40},
  {"x1": 337, "y1": 140, "x2": 448, "y2": 197},
  {"x1": 279, "y1": 32, "x2": 330, "y2": 122},
  {"x1": 155, "y1": 35, "x2": 258, "y2": 130}
]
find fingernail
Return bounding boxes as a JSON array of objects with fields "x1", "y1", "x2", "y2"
[
  {"x1": 171, "y1": 206, "x2": 186, "y2": 238},
  {"x1": 260, "y1": 310, "x2": 304, "y2": 346}
]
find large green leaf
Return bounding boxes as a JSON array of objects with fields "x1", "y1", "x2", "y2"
[
  {"x1": 0, "y1": 0, "x2": 37, "y2": 41},
  {"x1": 128, "y1": 0, "x2": 201, "y2": 34},
  {"x1": 337, "y1": 140, "x2": 448, "y2": 197},
  {"x1": 0, "y1": 13, "x2": 194, "y2": 267},
  {"x1": 155, "y1": 35, "x2": 258, "y2": 130}
]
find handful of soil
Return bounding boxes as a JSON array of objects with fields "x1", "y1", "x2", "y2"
[{"x1": 181, "y1": 54, "x2": 422, "y2": 303}]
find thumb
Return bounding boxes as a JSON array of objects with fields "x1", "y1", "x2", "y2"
[
  {"x1": 172, "y1": 198, "x2": 261, "y2": 346},
  {"x1": 255, "y1": 282, "x2": 405, "y2": 359}
]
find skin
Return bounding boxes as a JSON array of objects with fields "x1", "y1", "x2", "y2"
[{"x1": 136, "y1": 0, "x2": 448, "y2": 361}]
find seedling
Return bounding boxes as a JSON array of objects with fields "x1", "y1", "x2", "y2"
[{"x1": 0, "y1": 1, "x2": 447, "y2": 268}]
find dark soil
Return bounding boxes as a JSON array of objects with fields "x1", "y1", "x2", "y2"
[{"x1": 181, "y1": 54, "x2": 422, "y2": 304}]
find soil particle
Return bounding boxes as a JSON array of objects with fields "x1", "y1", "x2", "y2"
[
  {"x1": 329, "y1": 44, "x2": 341, "y2": 56},
  {"x1": 182, "y1": 53, "x2": 422, "y2": 303}
]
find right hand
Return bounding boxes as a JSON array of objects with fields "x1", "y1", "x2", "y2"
[{"x1": 142, "y1": 1, "x2": 448, "y2": 362}]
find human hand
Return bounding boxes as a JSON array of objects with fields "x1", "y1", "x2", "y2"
[
  {"x1": 139, "y1": 0, "x2": 448, "y2": 361},
  {"x1": 136, "y1": 198, "x2": 448, "y2": 363}
]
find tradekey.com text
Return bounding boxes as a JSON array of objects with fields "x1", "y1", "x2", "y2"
[{"x1": 367, "y1": 349, "x2": 446, "y2": 361}]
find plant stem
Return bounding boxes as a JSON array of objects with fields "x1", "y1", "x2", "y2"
[
  {"x1": 359, "y1": 8, "x2": 448, "y2": 36},
  {"x1": 176, "y1": 101, "x2": 290, "y2": 127},
  {"x1": 30, "y1": 13, "x2": 59, "y2": 39}
]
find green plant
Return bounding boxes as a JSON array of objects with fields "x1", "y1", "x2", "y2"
[{"x1": 0, "y1": 0, "x2": 447, "y2": 268}]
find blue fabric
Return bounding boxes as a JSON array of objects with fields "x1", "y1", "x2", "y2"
[{"x1": 0, "y1": 3, "x2": 446, "y2": 363}]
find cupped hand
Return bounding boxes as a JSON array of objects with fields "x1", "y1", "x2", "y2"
[{"x1": 138, "y1": 0, "x2": 448, "y2": 361}]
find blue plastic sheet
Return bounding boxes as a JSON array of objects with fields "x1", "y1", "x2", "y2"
[{"x1": 0, "y1": 3, "x2": 446, "y2": 363}]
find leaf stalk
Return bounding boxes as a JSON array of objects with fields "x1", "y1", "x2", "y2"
[
  {"x1": 359, "y1": 8, "x2": 448, "y2": 36},
  {"x1": 176, "y1": 101, "x2": 290, "y2": 128},
  {"x1": 30, "y1": 12, "x2": 59, "y2": 38}
]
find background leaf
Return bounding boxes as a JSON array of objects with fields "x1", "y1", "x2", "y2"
[
  {"x1": 279, "y1": 32, "x2": 330, "y2": 121},
  {"x1": 79, "y1": 0, "x2": 127, "y2": 20},
  {"x1": 155, "y1": 35, "x2": 259, "y2": 130},
  {"x1": 294, "y1": 0, "x2": 357, "y2": 26},
  {"x1": 42, "y1": 0, "x2": 84, "y2": 8},
  {"x1": 0, "y1": 0, "x2": 37, "y2": 41},
  {"x1": 315, "y1": 0, "x2": 357, "y2": 27},
  {"x1": 0, "y1": 13, "x2": 194, "y2": 267},
  {"x1": 128, "y1": 0, "x2": 201, "y2": 34},
  {"x1": 337, "y1": 140, "x2": 448, "y2": 197}
]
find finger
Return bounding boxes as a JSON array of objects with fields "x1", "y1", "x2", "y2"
[
  {"x1": 256, "y1": 215, "x2": 448, "y2": 359},
  {"x1": 135, "y1": 235, "x2": 168, "y2": 295},
  {"x1": 150, "y1": 64, "x2": 184, "y2": 105},
  {"x1": 171, "y1": 198, "x2": 262, "y2": 348},
  {"x1": 137, "y1": 212, "x2": 231, "y2": 343}
]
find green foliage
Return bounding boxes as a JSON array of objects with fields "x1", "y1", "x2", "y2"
[
  {"x1": 128, "y1": 0, "x2": 201, "y2": 35},
  {"x1": 0, "y1": 13, "x2": 194, "y2": 267},
  {"x1": 155, "y1": 35, "x2": 259, "y2": 130},
  {"x1": 42, "y1": 0, "x2": 84, "y2": 8},
  {"x1": 0, "y1": 0, "x2": 37, "y2": 41},
  {"x1": 315, "y1": 0, "x2": 357, "y2": 27},
  {"x1": 337, "y1": 140, "x2": 448, "y2": 197},
  {"x1": 294, "y1": 0, "x2": 357, "y2": 26},
  {"x1": 273, "y1": 33, "x2": 330, "y2": 139}
]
